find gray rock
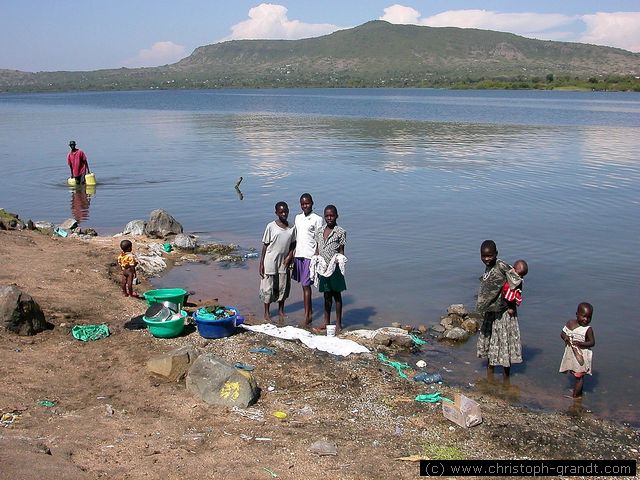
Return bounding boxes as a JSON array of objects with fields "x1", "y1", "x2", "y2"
[
  {"x1": 173, "y1": 233, "x2": 197, "y2": 250},
  {"x1": 447, "y1": 304, "x2": 467, "y2": 316},
  {"x1": 35, "y1": 221, "x2": 54, "y2": 230},
  {"x1": 393, "y1": 335, "x2": 415, "y2": 349},
  {"x1": 373, "y1": 333, "x2": 392, "y2": 346},
  {"x1": 309, "y1": 438, "x2": 338, "y2": 456},
  {"x1": 430, "y1": 324, "x2": 446, "y2": 333},
  {"x1": 444, "y1": 327, "x2": 469, "y2": 341},
  {"x1": 186, "y1": 354, "x2": 259, "y2": 408},
  {"x1": 123, "y1": 220, "x2": 146, "y2": 236},
  {"x1": 0, "y1": 285, "x2": 47, "y2": 335},
  {"x1": 144, "y1": 209, "x2": 183, "y2": 239},
  {"x1": 59, "y1": 218, "x2": 78, "y2": 230}
]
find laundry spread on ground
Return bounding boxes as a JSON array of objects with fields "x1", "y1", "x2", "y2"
[{"x1": 241, "y1": 323, "x2": 370, "y2": 357}]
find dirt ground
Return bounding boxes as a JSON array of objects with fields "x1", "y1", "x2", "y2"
[{"x1": 1, "y1": 229, "x2": 638, "y2": 480}]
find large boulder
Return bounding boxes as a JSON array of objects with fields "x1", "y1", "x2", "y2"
[
  {"x1": 122, "y1": 220, "x2": 146, "y2": 236},
  {"x1": 0, "y1": 285, "x2": 47, "y2": 335},
  {"x1": 186, "y1": 354, "x2": 259, "y2": 408},
  {"x1": 144, "y1": 209, "x2": 183, "y2": 239},
  {"x1": 147, "y1": 346, "x2": 199, "y2": 382}
]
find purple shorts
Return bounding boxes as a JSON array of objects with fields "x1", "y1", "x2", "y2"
[{"x1": 292, "y1": 257, "x2": 313, "y2": 287}]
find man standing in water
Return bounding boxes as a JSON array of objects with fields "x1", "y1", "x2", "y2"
[{"x1": 67, "y1": 140, "x2": 89, "y2": 184}]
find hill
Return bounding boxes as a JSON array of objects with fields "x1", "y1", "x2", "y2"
[{"x1": 2, "y1": 21, "x2": 639, "y2": 92}]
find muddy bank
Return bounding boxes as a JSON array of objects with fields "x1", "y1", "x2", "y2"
[{"x1": 0, "y1": 229, "x2": 638, "y2": 480}]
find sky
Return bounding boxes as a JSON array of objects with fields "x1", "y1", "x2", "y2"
[{"x1": 1, "y1": 1, "x2": 639, "y2": 72}]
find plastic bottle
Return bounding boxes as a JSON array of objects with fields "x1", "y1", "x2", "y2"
[{"x1": 244, "y1": 252, "x2": 259, "y2": 259}]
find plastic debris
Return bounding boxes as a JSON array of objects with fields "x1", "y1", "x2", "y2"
[
  {"x1": 249, "y1": 346, "x2": 276, "y2": 355},
  {"x1": 71, "y1": 324, "x2": 110, "y2": 342},
  {"x1": 413, "y1": 372, "x2": 443, "y2": 384},
  {"x1": 38, "y1": 400, "x2": 56, "y2": 408},
  {"x1": 262, "y1": 467, "x2": 278, "y2": 478},
  {"x1": 272, "y1": 411, "x2": 287, "y2": 419},
  {"x1": 162, "y1": 243, "x2": 173, "y2": 252},
  {"x1": 244, "y1": 252, "x2": 259, "y2": 259},
  {"x1": 415, "y1": 392, "x2": 452, "y2": 403},
  {"x1": 377, "y1": 353, "x2": 411, "y2": 379},
  {"x1": 1, "y1": 412, "x2": 19, "y2": 427},
  {"x1": 410, "y1": 333, "x2": 427, "y2": 345},
  {"x1": 416, "y1": 360, "x2": 427, "y2": 368},
  {"x1": 53, "y1": 226, "x2": 68, "y2": 237},
  {"x1": 234, "y1": 362, "x2": 255, "y2": 371}
]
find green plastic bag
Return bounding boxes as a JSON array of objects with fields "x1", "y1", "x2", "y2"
[{"x1": 71, "y1": 324, "x2": 110, "y2": 342}]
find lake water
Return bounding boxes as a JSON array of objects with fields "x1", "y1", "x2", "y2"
[{"x1": 1, "y1": 89, "x2": 639, "y2": 425}]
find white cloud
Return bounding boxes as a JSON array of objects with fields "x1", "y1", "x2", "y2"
[
  {"x1": 223, "y1": 3, "x2": 340, "y2": 41},
  {"x1": 124, "y1": 41, "x2": 186, "y2": 68},
  {"x1": 579, "y1": 12, "x2": 640, "y2": 52},
  {"x1": 380, "y1": 4, "x2": 421, "y2": 24},
  {"x1": 380, "y1": 5, "x2": 640, "y2": 52}
]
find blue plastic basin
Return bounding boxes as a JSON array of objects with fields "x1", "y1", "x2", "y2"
[{"x1": 194, "y1": 307, "x2": 237, "y2": 339}]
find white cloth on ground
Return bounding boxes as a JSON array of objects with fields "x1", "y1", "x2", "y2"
[
  {"x1": 240, "y1": 323, "x2": 369, "y2": 356},
  {"x1": 309, "y1": 253, "x2": 347, "y2": 288}
]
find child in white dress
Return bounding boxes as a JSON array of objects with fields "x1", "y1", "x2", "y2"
[{"x1": 559, "y1": 302, "x2": 595, "y2": 398}]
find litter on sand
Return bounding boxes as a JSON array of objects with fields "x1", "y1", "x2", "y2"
[
  {"x1": 415, "y1": 392, "x2": 452, "y2": 403},
  {"x1": 234, "y1": 362, "x2": 255, "y2": 371},
  {"x1": 249, "y1": 346, "x2": 276, "y2": 355},
  {"x1": 71, "y1": 324, "x2": 110, "y2": 341},
  {"x1": 378, "y1": 353, "x2": 412, "y2": 379}
]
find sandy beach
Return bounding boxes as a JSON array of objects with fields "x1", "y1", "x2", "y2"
[{"x1": 1, "y1": 227, "x2": 638, "y2": 479}]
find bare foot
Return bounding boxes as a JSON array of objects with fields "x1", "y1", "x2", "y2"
[
  {"x1": 312, "y1": 325, "x2": 327, "y2": 334},
  {"x1": 277, "y1": 314, "x2": 287, "y2": 326}
]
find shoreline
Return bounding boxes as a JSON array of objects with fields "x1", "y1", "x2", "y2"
[{"x1": 1, "y1": 229, "x2": 638, "y2": 479}]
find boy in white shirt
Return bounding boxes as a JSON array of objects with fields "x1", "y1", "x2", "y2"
[{"x1": 293, "y1": 193, "x2": 323, "y2": 328}]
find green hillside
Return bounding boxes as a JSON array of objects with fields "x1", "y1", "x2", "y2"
[{"x1": 2, "y1": 21, "x2": 639, "y2": 92}]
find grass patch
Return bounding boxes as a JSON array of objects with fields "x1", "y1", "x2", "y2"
[
  {"x1": 195, "y1": 243, "x2": 238, "y2": 256},
  {"x1": 422, "y1": 442, "x2": 465, "y2": 460}
]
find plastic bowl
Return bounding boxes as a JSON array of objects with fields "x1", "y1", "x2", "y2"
[
  {"x1": 194, "y1": 307, "x2": 237, "y2": 339},
  {"x1": 143, "y1": 288, "x2": 188, "y2": 308},
  {"x1": 143, "y1": 310, "x2": 187, "y2": 338}
]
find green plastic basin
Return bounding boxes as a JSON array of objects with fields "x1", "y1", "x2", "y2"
[
  {"x1": 142, "y1": 288, "x2": 188, "y2": 308},
  {"x1": 143, "y1": 310, "x2": 187, "y2": 338}
]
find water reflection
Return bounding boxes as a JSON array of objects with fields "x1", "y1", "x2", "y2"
[{"x1": 69, "y1": 184, "x2": 95, "y2": 222}]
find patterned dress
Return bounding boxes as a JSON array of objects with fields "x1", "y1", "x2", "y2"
[
  {"x1": 559, "y1": 325, "x2": 593, "y2": 375},
  {"x1": 476, "y1": 259, "x2": 523, "y2": 366}
]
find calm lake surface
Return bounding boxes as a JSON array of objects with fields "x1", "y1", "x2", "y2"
[{"x1": 1, "y1": 89, "x2": 639, "y2": 425}]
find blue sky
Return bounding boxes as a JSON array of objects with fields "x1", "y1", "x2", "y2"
[{"x1": 2, "y1": 1, "x2": 639, "y2": 72}]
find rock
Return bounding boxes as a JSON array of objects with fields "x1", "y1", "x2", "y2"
[
  {"x1": 466, "y1": 312, "x2": 483, "y2": 323},
  {"x1": 144, "y1": 209, "x2": 183, "y2": 239},
  {"x1": 173, "y1": 233, "x2": 197, "y2": 250},
  {"x1": 186, "y1": 354, "x2": 259, "y2": 408},
  {"x1": 391, "y1": 322, "x2": 401, "y2": 328},
  {"x1": 27, "y1": 220, "x2": 35, "y2": 230},
  {"x1": 418, "y1": 325, "x2": 428, "y2": 333},
  {"x1": 393, "y1": 335, "x2": 415, "y2": 349},
  {"x1": 59, "y1": 218, "x2": 78, "y2": 230},
  {"x1": 0, "y1": 285, "x2": 48, "y2": 336},
  {"x1": 122, "y1": 220, "x2": 146, "y2": 236},
  {"x1": 440, "y1": 314, "x2": 463, "y2": 330},
  {"x1": 373, "y1": 333, "x2": 392, "y2": 346},
  {"x1": 309, "y1": 438, "x2": 338, "y2": 456},
  {"x1": 147, "y1": 346, "x2": 199, "y2": 382},
  {"x1": 462, "y1": 318, "x2": 479, "y2": 334},
  {"x1": 447, "y1": 304, "x2": 467, "y2": 316},
  {"x1": 430, "y1": 324, "x2": 446, "y2": 333},
  {"x1": 444, "y1": 327, "x2": 469, "y2": 341},
  {"x1": 34, "y1": 221, "x2": 54, "y2": 230}
]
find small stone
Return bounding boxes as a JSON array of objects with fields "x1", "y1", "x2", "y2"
[
  {"x1": 416, "y1": 360, "x2": 427, "y2": 368},
  {"x1": 391, "y1": 322, "x2": 401, "y2": 328}
]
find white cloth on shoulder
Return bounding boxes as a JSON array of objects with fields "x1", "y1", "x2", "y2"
[{"x1": 309, "y1": 253, "x2": 347, "y2": 288}]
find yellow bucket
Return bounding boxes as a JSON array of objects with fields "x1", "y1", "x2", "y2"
[
  {"x1": 67, "y1": 177, "x2": 77, "y2": 186},
  {"x1": 85, "y1": 172, "x2": 97, "y2": 185}
]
